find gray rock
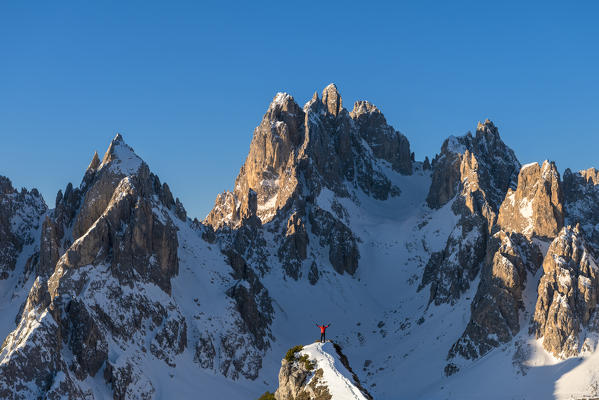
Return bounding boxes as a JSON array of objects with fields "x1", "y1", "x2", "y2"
[
  {"x1": 497, "y1": 160, "x2": 564, "y2": 239},
  {"x1": 205, "y1": 83, "x2": 411, "y2": 230},
  {"x1": 421, "y1": 120, "x2": 521, "y2": 305},
  {"x1": 0, "y1": 176, "x2": 47, "y2": 280},
  {"x1": 448, "y1": 231, "x2": 542, "y2": 362},
  {"x1": 427, "y1": 119, "x2": 520, "y2": 212},
  {"x1": 533, "y1": 225, "x2": 599, "y2": 358}
]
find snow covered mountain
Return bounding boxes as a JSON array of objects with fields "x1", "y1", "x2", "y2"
[
  {"x1": 1, "y1": 84, "x2": 599, "y2": 399},
  {"x1": 272, "y1": 342, "x2": 372, "y2": 400}
]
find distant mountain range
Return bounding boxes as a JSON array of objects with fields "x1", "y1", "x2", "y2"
[{"x1": 1, "y1": 84, "x2": 599, "y2": 399}]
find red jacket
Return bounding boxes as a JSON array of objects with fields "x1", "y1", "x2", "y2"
[{"x1": 317, "y1": 324, "x2": 329, "y2": 333}]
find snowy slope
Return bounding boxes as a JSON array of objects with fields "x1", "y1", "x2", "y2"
[
  {"x1": 3, "y1": 88, "x2": 599, "y2": 400},
  {"x1": 251, "y1": 165, "x2": 471, "y2": 399},
  {"x1": 300, "y1": 342, "x2": 369, "y2": 400}
]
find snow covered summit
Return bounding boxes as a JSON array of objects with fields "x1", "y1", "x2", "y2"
[{"x1": 273, "y1": 342, "x2": 372, "y2": 400}]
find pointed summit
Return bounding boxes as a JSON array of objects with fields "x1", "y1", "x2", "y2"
[
  {"x1": 87, "y1": 151, "x2": 100, "y2": 171},
  {"x1": 322, "y1": 83, "x2": 342, "y2": 116},
  {"x1": 81, "y1": 151, "x2": 101, "y2": 189},
  {"x1": 476, "y1": 119, "x2": 501, "y2": 140},
  {"x1": 303, "y1": 91, "x2": 321, "y2": 111},
  {"x1": 99, "y1": 133, "x2": 143, "y2": 176},
  {"x1": 351, "y1": 100, "x2": 379, "y2": 117},
  {"x1": 270, "y1": 92, "x2": 293, "y2": 108},
  {"x1": 497, "y1": 160, "x2": 563, "y2": 238}
]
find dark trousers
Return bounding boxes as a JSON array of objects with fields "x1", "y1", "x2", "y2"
[{"x1": 320, "y1": 332, "x2": 326, "y2": 342}]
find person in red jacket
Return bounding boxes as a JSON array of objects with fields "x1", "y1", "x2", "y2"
[{"x1": 316, "y1": 323, "x2": 330, "y2": 343}]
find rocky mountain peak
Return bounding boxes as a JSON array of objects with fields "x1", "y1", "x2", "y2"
[
  {"x1": 0, "y1": 176, "x2": 47, "y2": 280},
  {"x1": 562, "y1": 166, "x2": 599, "y2": 252},
  {"x1": 476, "y1": 118, "x2": 499, "y2": 137},
  {"x1": 422, "y1": 120, "x2": 520, "y2": 307},
  {"x1": 0, "y1": 176, "x2": 14, "y2": 194},
  {"x1": 206, "y1": 84, "x2": 413, "y2": 229},
  {"x1": 87, "y1": 151, "x2": 100, "y2": 171},
  {"x1": 427, "y1": 120, "x2": 520, "y2": 212},
  {"x1": 98, "y1": 133, "x2": 143, "y2": 176},
  {"x1": 349, "y1": 100, "x2": 412, "y2": 175},
  {"x1": 580, "y1": 167, "x2": 599, "y2": 185},
  {"x1": 497, "y1": 160, "x2": 564, "y2": 239},
  {"x1": 269, "y1": 92, "x2": 301, "y2": 115},
  {"x1": 82, "y1": 151, "x2": 101, "y2": 187},
  {"x1": 321, "y1": 83, "x2": 342, "y2": 116},
  {"x1": 350, "y1": 100, "x2": 378, "y2": 117}
]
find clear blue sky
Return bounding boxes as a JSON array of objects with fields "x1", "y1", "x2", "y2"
[{"x1": 1, "y1": 1, "x2": 597, "y2": 219}]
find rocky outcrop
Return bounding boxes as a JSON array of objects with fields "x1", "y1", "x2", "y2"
[
  {"x1": 562, "y1": 167, "x2": 599, "y2": 251},
  {"x1": 277, "y1": 211, "x2": 309, "y2": 280},
  {"x1": 309, "y1": 206, "x2": 360, "y2": 276},
  {"x1": 421, "y1": 120, "x2": 521, "y2": 305},
  {"x1": 274, "y1": 348, "x2": 322, "y2": 400},
  {"x1": 273, "y1": 343, "x2": 371, "y2": 400},
  {"x1": 205, "y1": 83, "x2": 411, "y2": 230},
  {"x1": 0, "y1": 176, "x2": 47, "y2": 280},
  {"x1": 443, "y1": 159, "x2": 566, "y2": 365},
  {"x1": 532, "y1": 225, "x2": 599, "y2": 358},
  {"x1": 497, "y1": 161, "x2": 564, "y2": 239},
  {"x1": 447, "y1": 231, "x2": 543, "y2": 367},
  {"x1": 427, "y1": 119, "x2": 520, "y2": 213},
  {"x1": 0, "y1": 135, "x2": 191, "y2": 399},
  {"x1": 350, "y1": 100, "x2": 412, "y2": 175},
  {"x1": 420, "y1": 211, "x2": 488, "y2": 305},
  {"x1": 205, "y1": 84, "x2": 406, "y2": 284}
]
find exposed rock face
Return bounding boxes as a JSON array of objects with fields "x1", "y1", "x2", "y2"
[
  {"x1": 6, "y1": 88, "x2": 599, "y2": 398},
  {"x1": 497, "y1": 161, "x2": 564, "y2": 239},
  {"x1": 420, "y1": 211, "x2": 488, "y2": 305},
  {"x1": 0, "y1": 176, "x2": 47, "y2": 280},
  {"x1": 0, "y1": 135, "x2": 192, "y2": 399},
  {"x1": 448, "y1": 231, "x2": 543, "y2": 366},
  {"x1": 443, "y1": 159, "x2": 566, "y2": 366},
  {"x1": 350, "y1": 100, "x2": 412, "y2": 175},
  {"x1": 275, "y1": 364, "x2": 331, "y2": 400},
  {"x1": 533, "y1": 225, "x2": 599, "y2": 358},
  {"x1": 205, "y1": 83, "x2": 412, "y2": 229},
  {"x1": 204, "y1": 192, "x2": 276, "y2": 379},
  {"x1": 309, "y1": 206, "x2": 359, "y2": 276},
  {"x1": 205, "y1": 84, "x2": 405, "y2": 284},
  {"x1": 274, "y1": 355, "x2": 321, "y2": 400},
  {"x1": 563, "y1": 167, "x2": 599, "y2": 251},
  {"x1": 73, "y1": 138, "x2": 141, "y2": 240},
  {"x1": 421, "y1": 120, "x2": 521, "y2": 305},
  {"x1": 273, "y1": 343, "x2": 371, "y2": 400},
  {"x1": 277, "y1": 211, "x2": 309, "y2": 280},
  {"x1": 427, "y1": 119, "x2": 520, "y2": 213}
]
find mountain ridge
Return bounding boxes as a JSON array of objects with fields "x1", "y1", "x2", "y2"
[{"x1": 0, "y1": 84, "x2": 598, "y2": 399}]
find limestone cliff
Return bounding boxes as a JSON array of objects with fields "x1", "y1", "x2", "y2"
[{"x1": 533, "y1": 225, "x2": 599, "y2": 358}]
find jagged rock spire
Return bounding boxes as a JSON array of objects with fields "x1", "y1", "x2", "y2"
[
  {"x1": 476, "y1": 118, "x2": 498, "y2": 134},
  {"x1": 427, "y1": 119, "x2": 520, "y2": 212},
  {"x1": 497, "y1": 160, "x2": 564, "y2": 239},
  {"x1": 533, "y1": 225, "x2": 599, "y2": 358},
  {"x1": 87, "y1": 151, "x2": 100, "y2": 171},
  {"x1": 322, "y1": 83, "x2": 342, "y2": 116},
  {"x1": 82, "y1": 151, "x2": 101, "y2": 189},
  {"x1": 206, "y1": 83, "x2": 414, "y2": 229}
]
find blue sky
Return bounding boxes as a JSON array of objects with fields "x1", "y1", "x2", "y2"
[{"x1": 1, "y1": 1, "x2": 597, "y2": 219}]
